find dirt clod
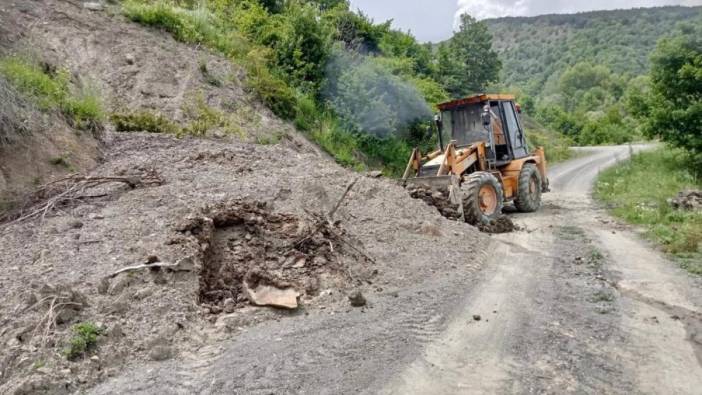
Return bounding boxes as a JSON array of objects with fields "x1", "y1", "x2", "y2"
[
  {"x1": 407, "y1": 186, "x2": 462, "y2": 221},
  {"x1": 349, "y1": 290, "x2": 367, "y2": 307},
  {"x1": 477, "y1": 216, "x2": 516, "y2": 234}
]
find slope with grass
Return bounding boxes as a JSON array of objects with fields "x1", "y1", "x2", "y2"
[{"x1": 595, "y1": 147, "x2": 702, "y2": 274}]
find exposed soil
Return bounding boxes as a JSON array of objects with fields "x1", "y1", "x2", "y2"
[
  {"x1": 175, "y1": 200, "x2": 375, "y2": 311},
  {"x1": 407, "y1": 183, "x2": 517, "y2": 233}
]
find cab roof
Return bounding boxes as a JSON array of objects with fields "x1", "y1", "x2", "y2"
[{"x1": 437, "y1": 94, "x2": 516, "y2": 111}]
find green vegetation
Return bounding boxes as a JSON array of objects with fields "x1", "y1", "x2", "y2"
[
  {"x1": 487, "y1": 6, "x2": 701, "y2": 146},
  {"x1": 49, "y1": 154, "x2": 73, "y2": 169},
  {"x1": 0, "y1": 56, "x2": 103, "y2": 132},
  {"x1": 111, "y1": 95, "x2": 250, "y2": 138},
  {"x1": 63, "y1": 322, "x2": 103, "y2": 361},
  {"x1": 111, "y1": 111, "x2": 180, "y2": 134},
  {"x1": 522, "y1": 115, "x2": 573, "y2": 163},
  {"x1": 596, "y1": 148, "x2": 702, "y2": 273},
  {"x1": 630, "y1": 22, "x2": 702, "y2": 170},
  {"x1": 120, "y1": 0, "x2": 508, "y2": 175}
]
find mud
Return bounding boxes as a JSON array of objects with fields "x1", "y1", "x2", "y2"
[
  {"x1": 407, "y1": 185, "x2": 462, "y2": 221},
  {"x1": 477, "y1": 216, "x2": 517, "y2": 234}
]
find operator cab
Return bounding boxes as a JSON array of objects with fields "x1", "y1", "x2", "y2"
[{"x1": 436, "y1": 94, "x2": 529, "y2": 167}]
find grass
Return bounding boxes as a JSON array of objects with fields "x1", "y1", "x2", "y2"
[
  {"x1": 595, "y1": 147, "x2": 702, "y2": 274},
  {"x1": 63, "y1": 322, "x2": 103, "y2": 361},
  {"x1": 0, "y1": 56, "x2": 103, "y2": 131},
  {"x1": 111, "y1": 95, "x2": 250, "y2": 138},
  {"x1": 49, "y1": 154, "x2": 73, "y2": 169}
]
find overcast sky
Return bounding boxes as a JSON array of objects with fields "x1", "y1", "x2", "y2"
[{"x1": 348, "y1": 0, "x2": 702, "y2": 42}]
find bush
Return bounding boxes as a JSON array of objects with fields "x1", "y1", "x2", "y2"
[
  {"x1": 111, "y1": 111, "x2": 179, "y2": 134},
  {"x1": 63, "y1": 322, "x2": 103, "y2": 361}
]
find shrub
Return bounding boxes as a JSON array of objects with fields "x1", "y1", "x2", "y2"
[
  {"x1": 63, "y1": 322, "x2": 103, "y2": 361},
  {"x1": 111, "y1": 111, "x2": 179, "y2": 134}
]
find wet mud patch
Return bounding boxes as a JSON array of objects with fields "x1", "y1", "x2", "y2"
[{"x1": 177, "y1": 200, "x2": 375, "y2": 312}]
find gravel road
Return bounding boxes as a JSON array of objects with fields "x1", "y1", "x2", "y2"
[{"x1": 93, "y1": 145, "x2": 702, "y2": 394}]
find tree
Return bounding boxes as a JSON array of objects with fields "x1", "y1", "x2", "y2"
[
  {"x1": 437, "y1": 14, "x2": 501, "y2": 97},
  {"x1": 638, "y1": 22, "x2": 702, "y2": 166}
]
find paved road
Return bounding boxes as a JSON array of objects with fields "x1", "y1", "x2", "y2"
[{"x1": 94, "y1": 145, "x2": 702, "y2": 394}]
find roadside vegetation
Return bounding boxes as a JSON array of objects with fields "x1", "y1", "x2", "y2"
[
  {"x1": 596, "y1": 148, "x2": 701, "y2": 273},
  {"x1": 120, "y1": 0, "x2": 572, "y2": 174},
  {"x1": 594, "y1": 20, "x2": 701, "y2": 274},
  {"x1": 0, "y1": 56, "x2": 104, "y2": 132}
]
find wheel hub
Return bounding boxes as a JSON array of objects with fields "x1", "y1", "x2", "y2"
[{"x1": 478, "y1": 185, "x2": 498, "y2": 215}]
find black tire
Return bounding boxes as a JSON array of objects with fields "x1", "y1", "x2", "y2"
[
  {"x1": 462, "y1": 172, "x2": 504, "y2": 224},
  {"x1": 515, "y1": 163, "x2": 542, "y2": 213}
]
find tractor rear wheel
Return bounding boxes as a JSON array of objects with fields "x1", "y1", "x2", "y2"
[
  {"x1": 515, "y1": 163, "x2": 542, "y2": 213},
  {"x1": 462, "y1": 172, "x2": 504, "y2": 224}
]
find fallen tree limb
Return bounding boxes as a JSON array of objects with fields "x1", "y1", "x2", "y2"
[{"x1": 108, "y1": 261, "x2": 182, "y2": 278}]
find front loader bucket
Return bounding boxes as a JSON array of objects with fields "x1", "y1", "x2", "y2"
[
  {"x1": 402, "y1": 175, "x2": 465, "y2": 222},
  {"x1": 403, "y1": 175, "x2": 454, "y2": 191}
]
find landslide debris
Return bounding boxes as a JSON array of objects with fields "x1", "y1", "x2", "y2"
[
  {"x1": 407, "y1": 185, "x2": 462, "y2": 221},
  {"x1": 176, "y1": 200, "x2": 375, "y2": 313},
  {"x1": 407, "y1": 184, "x2": 517, "y2": 233},
  {"x1": 669, "y1": 189, "x2": 702, "y2": 211}
]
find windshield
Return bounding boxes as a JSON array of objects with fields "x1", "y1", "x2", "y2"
[{"x1": 442, "y1": 104, "x2": 488, "y2": 146}]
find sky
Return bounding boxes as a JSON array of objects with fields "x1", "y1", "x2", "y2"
[{"x1": 348, "y1": 0, "x2": 702, "y2": 42}]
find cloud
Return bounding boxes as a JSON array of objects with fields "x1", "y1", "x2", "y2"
[
  {"x1": 456, "y1": 0, "x2": 529, "y2": 20},
  {"x1": 455, "y1": 0, "x2": 702, "y2": 22}
]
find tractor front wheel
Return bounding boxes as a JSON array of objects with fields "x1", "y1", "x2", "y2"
[
  {"x1": 462, "y1": 172, "x2": 504, "y2": 224},
  {"x1": 515, "y1": 163, "x2": 542, "y2": 213}
]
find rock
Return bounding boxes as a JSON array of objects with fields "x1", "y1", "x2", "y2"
[
  {"x1": 132, "y1": 287, "x2": 153, "y2": 300},
  {"x1": 243, "y1": 270, "x2": 299, "y2": 309},
  {"x1": 83, "y1": 2, "x2": 104, "y2": 11},
  {"x1": 366, "y1": 170, "x2": 383, "y2": 178},
  {"x1": 222, "y1": 298, "x2": 237, "y2": 314},
  {"x1": 473, "y1": 314, "x2": 482, "y2": 321},
  {"x1": 125, "y1": 53, "x2": 135, "y2": 65},
  {"x1": 149, "y1": 345, "x2": 173, "y2": 361},
  {"x1": 244, "y1": 283, "x2": 299, "y2": 310},
  {"x1": 348, "y1": 290, "x2": 366, "y2": 307}
]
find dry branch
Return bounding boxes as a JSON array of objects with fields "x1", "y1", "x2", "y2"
[
  {"x1": 108, "y1": 261, "x2": 182, "y2": 278},
  {"x1": 0, "y1": 170, "x2": 163, "y2": 225}
]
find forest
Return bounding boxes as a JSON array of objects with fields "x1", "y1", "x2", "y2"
[{"x1": 487, "y1": 6, "x2": 702, "y2": 148}]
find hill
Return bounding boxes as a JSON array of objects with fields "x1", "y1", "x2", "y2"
[{"x1": 486, "y1": 6, "x2": 702, "y2": 96}]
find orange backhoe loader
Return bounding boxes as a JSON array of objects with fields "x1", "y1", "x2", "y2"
[{"x1": 402, "y1": 94, "x2": 549, "y2": 224}]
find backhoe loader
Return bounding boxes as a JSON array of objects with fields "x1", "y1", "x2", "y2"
[{"x1": 402, "y1": 94, "x2": 549, "y2": 224}]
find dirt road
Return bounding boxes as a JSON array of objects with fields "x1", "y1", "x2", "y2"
[
  {"x1": 384, "y1": 145, "x2": 702, "y2": 394},
  {"x1": 93, "y1": 145, "x2": 702, "y2": 394}
]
